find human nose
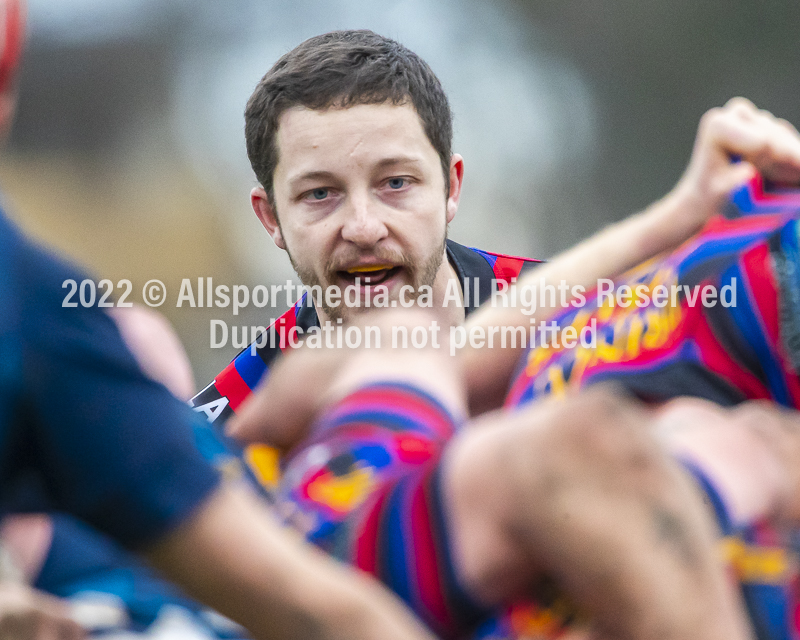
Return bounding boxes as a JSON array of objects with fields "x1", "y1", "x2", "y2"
[{"x1": 340, "y1": 191, "x2": 389, "y2": 247}]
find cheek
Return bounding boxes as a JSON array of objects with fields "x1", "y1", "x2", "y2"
[
  {"x1": 415, "y1": 206, "x2": 448, "y2": 245},
  {"x1": 391, "y1": 193, "x2": 447, "y2": 236},
  {"x1": 393, "y1": 212, "x2": 445, "y2": 251},
  {"x1": 287, "y1": 225, "x2": 339, "y2": 266}
]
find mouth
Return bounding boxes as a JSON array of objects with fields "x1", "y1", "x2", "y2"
[{"x1": 338, "y1": 264, "x2": 402, "y2": 286}]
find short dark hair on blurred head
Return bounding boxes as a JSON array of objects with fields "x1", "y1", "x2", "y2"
[{"x1": 245, "y1": 30, "x2": 453, "y2": 203}]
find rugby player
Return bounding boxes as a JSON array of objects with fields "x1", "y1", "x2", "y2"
[{"x1": 191, "y1": 34, "x2": 548, "y2": 442}]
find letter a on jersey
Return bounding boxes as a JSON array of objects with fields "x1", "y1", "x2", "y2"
[{"x1": 193, "y1": 397, "x2": 229, "y2": 422}]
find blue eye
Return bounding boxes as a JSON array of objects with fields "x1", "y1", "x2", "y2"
[
  {"x1": 388, "y1": 178, "x2": 405, "y2": 189},
  {"x1": 312, "y1": 188, "x2": 328, "y2": 200}
]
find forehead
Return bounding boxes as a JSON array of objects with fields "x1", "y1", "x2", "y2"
[{"x1": 274, "y1": 103, "x2": 437, "y2": 178}]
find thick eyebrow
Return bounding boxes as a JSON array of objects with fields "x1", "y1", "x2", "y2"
[
  {"x1": 287, "y1": 171, "x2": 337, "y2": 191},
  {"x1": 374, "y1": 156, "x2": 424, "y2": 171}
]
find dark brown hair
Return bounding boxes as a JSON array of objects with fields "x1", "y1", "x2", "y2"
[{"x1": 245, "y1": 30, "x2": 453, "y2": 203}]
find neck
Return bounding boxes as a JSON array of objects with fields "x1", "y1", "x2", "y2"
[{"x1": 429, "y1": 247, "x2": 466, "y2": 327}]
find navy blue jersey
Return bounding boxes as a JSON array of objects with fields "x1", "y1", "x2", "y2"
[{"x1": 0, "y1": 211, "x2": 219, "y2": 549}]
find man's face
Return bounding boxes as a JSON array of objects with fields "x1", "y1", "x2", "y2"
[{"x1": 255, "y1": 103, "x2": 459, "y2": 321}]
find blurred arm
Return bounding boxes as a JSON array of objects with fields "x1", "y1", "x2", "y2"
[{"x1": 146, "y1": 482, "x2": 436, "y2": 640}]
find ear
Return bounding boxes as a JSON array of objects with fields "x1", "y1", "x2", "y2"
[
  {"x1": 446, "y1": 154, "x2": 464, "y2": 223},
  {"x1": 251, "y1": 187, "x2": 286, "y2": 250}
]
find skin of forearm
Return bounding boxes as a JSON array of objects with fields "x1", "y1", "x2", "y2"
[{"x1": 145, "y1": 483, "x2": 435, "y2": 640}]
